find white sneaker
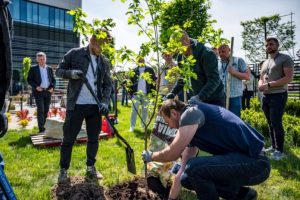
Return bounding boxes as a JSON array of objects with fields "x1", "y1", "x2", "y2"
[
  {"x1": 271, "y1": 150, "x2": 285, "y2": 161},
  {"x1": 129, "y1": 127, "x2": 134, "y2": 132}
]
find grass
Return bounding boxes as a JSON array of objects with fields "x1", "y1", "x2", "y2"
[{"x1": 1, "y1": 102, "x2": 300, "y2": 199}]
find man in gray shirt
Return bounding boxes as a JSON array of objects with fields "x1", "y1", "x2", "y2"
[{"x1": 258, "y1": 37, "x2": 294, "y2": 160}]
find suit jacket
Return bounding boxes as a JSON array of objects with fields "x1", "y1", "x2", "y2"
[
  {"x1": 55, "y1": 46, "x2": 112, "y2": 110},
  {"x1": 129, "y1": 66, "x2": 156, "y2": 95},
  {"x1": 27, "y1": 64, "x2": 55, "y2": 95}
]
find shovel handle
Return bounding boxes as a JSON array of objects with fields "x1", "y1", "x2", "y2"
[{"x1": 81, "y1": 76, "x2": 133, "y2": 150}]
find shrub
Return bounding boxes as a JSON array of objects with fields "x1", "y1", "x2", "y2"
[
  {"x1": 249, "y1": 97, "x2": 261, "y2": 112},
  {"x1": 6, "y1": 112, "x2": 12, "y2": 122},
  {"x1": 241, "y1": 109, "x2": 300, "y2": 147},
  {"x1": 18, "y1": 119, "x2": 29, "y2": 128},
  {"x1": 241, "y1": 109, "x2": 269, "y2": 136},
  {"x1": 16, "y1": 109, "x2": 32, "y2": 122},
  {"x1": 283, "y1": 115, "x2": 300, "y2": 147},
  {"x1": 285, "y1": 100, "x2": 300, "y2": 117}
]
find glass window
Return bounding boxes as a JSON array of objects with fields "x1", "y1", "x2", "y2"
[
  {"x1": 20, "y1": 0, "x2": 27, "y2": 21},
  {"x1": 39, "y1": 4, "x2": 49, "y2": 25},
  {"x1": 65, "y1": 12, "x2": 73, "y2": 30},
  {"x1": 32, "y1": 3, "x2": 38, "y2": 23},
  {"x1": 55, "y1": 8, "x2": 60, "y2": 27},
  {"x1": 49, "y1": 7, "x2": 55, "y2": 27},
  {"x1": 59, "y1": 9, "x2": 65, "y2": 28},
  {"x1": 9, "y1": 0, "x2": 20, "y2": 20},
  {"x1": 27, "y1": 2, "x2": 33, "y2": 22}
]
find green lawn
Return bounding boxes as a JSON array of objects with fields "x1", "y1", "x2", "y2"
[{"x1": 1, "y1": 102, "x2": 300, "y2": 199}]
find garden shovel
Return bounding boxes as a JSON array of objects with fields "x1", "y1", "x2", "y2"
[{"x1": 81, "y1": 76, "x2": 136, "y2": 174}]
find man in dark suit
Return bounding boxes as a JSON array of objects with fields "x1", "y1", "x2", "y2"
[{"x1": 27, "y1": 52, "x2": 55, "y2": 133}]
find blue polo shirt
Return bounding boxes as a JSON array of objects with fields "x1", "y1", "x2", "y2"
[{"x1": 180, "y1": 102, "x2": 264, "y2": 158}]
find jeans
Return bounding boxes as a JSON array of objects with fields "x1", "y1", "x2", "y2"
[
  {"x1": 228, "y1": 96, "x2": 242, "y2": 117},
  {"x1": 262, "y1": 92, "x2": 287, "y2": 152},
  {"x1": 180, "y1": 153, "x2": 270, "y2": 200},
  {"x1": 60, "y1": 104, "x2": 101, "y2": 169},
  {"x1": 130, "y1": 94, "x2": 148, "y2": 129},
  {"x1": 121, "y1": 88, "x2": 128, "y2": 105},
  {"x1": 34, "y1": 91, "x2": 51, "y2": 132}
]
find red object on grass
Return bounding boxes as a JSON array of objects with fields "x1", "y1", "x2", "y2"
[{"x1": 101, "y1": 117, "x2": 113, "y2": 138}]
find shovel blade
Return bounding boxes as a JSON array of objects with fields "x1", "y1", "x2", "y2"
[{"x1": 125, "y1": 147, "x2": 136, "y2": 174}]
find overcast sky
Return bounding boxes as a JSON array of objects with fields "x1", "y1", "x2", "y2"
[{"x1": 83, "y1": 0, "x2": 300, "y2": 63}]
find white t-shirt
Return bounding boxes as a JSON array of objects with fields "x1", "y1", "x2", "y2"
[
  {"x1": 137, "y1": 67, "x2": 147, "y2": 94},
  {"x1": 76, "y1": 54, "x2": 98, "y2": 104}
]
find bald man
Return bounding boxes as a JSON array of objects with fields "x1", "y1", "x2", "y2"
[{"x1": 218, "y1": 44, "x2": 250, "y2": 117}]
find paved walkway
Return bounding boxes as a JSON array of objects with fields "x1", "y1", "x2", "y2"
[{"x1": 8, "y1": 101, "x2": 62, "y2": 131}]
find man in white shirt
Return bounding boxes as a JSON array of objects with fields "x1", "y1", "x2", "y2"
[{"x1": 129, "y1": 57, "x2": 156, "y2": 131}]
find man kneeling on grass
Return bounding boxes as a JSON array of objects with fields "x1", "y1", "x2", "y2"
[{"x1": 142, "y1": 99, "x2": 270, "y2": 200}]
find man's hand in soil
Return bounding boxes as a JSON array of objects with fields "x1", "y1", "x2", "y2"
[{"x1": 141, "y1": 150, "x2": 153, "y2": 163}]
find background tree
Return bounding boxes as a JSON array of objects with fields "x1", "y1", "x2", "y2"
[
  {"x1": 241, "y1": 14, "x2": 296, "y2": 63},
  {"x1": 160, "y1": 0, "x2": 228, "y2": 47},
  {"x1": 22, "y1": 57, "x2": 31, "y2": 90},
  {"x1": 69, "y1": 0, "x2": 228, "y2": 191}
]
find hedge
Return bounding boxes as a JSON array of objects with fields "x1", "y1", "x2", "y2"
[{"x1": 241, "y1": 98, "x2": 300, "y2": 147}]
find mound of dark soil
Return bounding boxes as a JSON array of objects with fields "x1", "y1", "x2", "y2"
[
  {"x1": 51, "y1": 176, "x2": 170, "y2": 200},
  {"x1": 105, "y1": 176, "x2": 171, "y2": 200},
  {"x1": 51, "y1": 176, "x2": 106, "y2": 200}
]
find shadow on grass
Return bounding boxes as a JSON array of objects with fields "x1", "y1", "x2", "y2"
[
  {"x1": 270, "y1": 148, "x2": 300, "y2": 181},
  {"x1": 8, "y1": 135, "x2": 31, "y2": 148},
  {"x1": 52, "y1": 176, "x2": 106, "y2": 200},
  {"x1": 133, "y1": 129, "x2": 151, "y2": 140}
]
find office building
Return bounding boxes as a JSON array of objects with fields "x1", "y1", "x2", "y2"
[{"x1": 8, "y1": 0, "x2": 81, "y2": 93}]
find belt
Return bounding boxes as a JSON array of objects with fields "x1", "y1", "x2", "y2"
[{"x1": 264, "y1": 91, "x2": 287, "y2": 96}]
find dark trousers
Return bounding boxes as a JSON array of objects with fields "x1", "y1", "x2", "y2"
[
  {"x1": 242, "y1": 90, "x2": 254, "y2": 110},
  {"x1": 262, "y1": 92, "x2": 287, "y2": 152},
  {"x1": 180, "y1": 153, "x2": 270, "y2": 200},
  {"x1": 60, "y1": 104, "x2": 101, "y2": 169},
  {"x1": 34, "y1": 91, "x2": 51, "y2": 132},
  {"x1": 121, "y1": 88, "x2": 128, "y2": 105}
]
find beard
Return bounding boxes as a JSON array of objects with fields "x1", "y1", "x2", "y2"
[{"x1": 267, "y1": 49, "x2": 277, "y2": 54}]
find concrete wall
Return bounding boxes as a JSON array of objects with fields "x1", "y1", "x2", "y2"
[{"x1": 29, "y1": 0, "x2": 82, "y2": 10}]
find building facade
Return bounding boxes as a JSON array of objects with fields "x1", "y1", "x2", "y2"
[{"x1": 8, "y1": 0, "x2": 81, "y2": 93}]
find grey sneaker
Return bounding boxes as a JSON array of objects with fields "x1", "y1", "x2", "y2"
[
  {"x1": 264, "y1": 146, "x2": 275, "y2": 153},
  {"x1": 271, "y1": 150, "x2": 285, "y2": 160},
  {"x1": 86, "y1": 166, "x2": 103, "y2": 180},
  {"x1": 58, "y1": 168, "x2": 68, "y2": 183}
]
